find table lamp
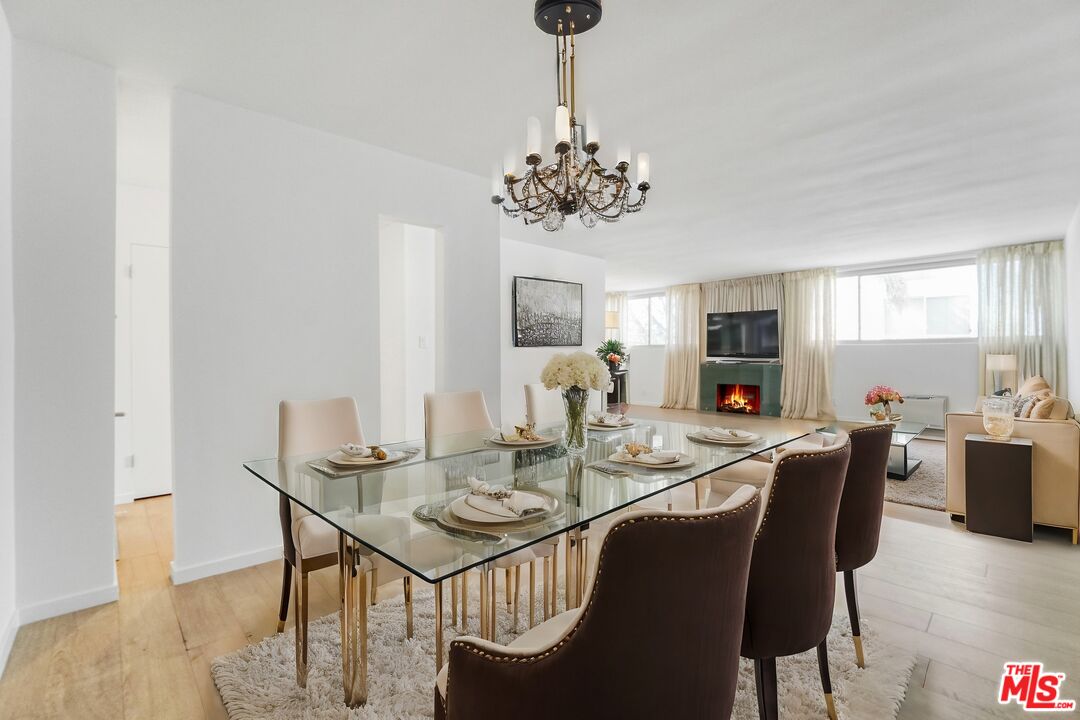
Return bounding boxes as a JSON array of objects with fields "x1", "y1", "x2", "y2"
[{"x1": 985, "y1": 354, "x2": 1017, "y2": 394}]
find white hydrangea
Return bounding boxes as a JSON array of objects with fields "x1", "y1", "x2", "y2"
[{"x1": 540, "y1": 351, "x2": 610, "y2": 391}]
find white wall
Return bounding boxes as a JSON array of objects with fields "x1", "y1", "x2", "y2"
[
  {"x1": 832, "y1": 341, "x2": 979, "y2": 420},
  {"x1": 0, "y1": 1, "x2": 15, "y2": 676},
  {"x1": 1066, "y1": 205, "x2": 1080, "y2": 408},
  {"x1": 170, "y1": 91, "x2": 500, "y2": 583},
  {"x1": 12, "y1": 41, "x2": 117, "y2": 620},
  {"x1": 499, "y1": 238, "x2": 606, "y2": 424},
  {"x1": 626, "y1": 344, "x2": 666, "y2": 407}
]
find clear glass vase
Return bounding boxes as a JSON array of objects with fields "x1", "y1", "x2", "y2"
[{"x1": 562, "y1": 386, "x2": 590, "y2": 455}]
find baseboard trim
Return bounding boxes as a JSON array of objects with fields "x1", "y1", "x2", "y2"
[
  {"x1": 0, "y1": 607, "x2": 18, "y2": 679},
  {"x1": 171, "y1": 543, "x2": 283, "y2": 586},
  {"x1": 17, "y1": 582, "x2": 119, "y2": 626}
]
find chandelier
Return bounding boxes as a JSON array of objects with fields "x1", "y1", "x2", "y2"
[{"x1": 491, "y1": 0, "x2": 650, "y2": 231}]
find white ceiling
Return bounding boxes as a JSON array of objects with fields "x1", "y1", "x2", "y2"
[{"x1": 5, "y1": 0, "x2": 1080, "y2": 290}]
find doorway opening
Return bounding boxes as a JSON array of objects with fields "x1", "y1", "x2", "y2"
[
  {"x1": 378, "y1": 219, "x2": 444, "y2": 443},
  {"x1": 113, "y1": 79, "x2": 175, "y2": 577}
]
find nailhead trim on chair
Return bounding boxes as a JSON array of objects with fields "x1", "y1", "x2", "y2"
[
  {"x1": 443, "y1": 494, "x2": 762, "y2": 714},
  {"x1": 755, "y1": 443, "x2": 851, "y2": 539}
]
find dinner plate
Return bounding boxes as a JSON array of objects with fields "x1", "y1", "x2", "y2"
[
  {"x1": 440, "y1": 492, "x2": 564, "y2": 534},
  {"x1": 607, "y1": 452, "x2": 696, "y2": 470},
  {"x1": 325, "y1": 449, "x2": 407, "y2": 467},
  {"x1": 587, "y1": 421, "x2": 636, "y2": 431},
  {"x1": 487, "y1": 434, "x2": 559, "y2": 449},
  {"x1": 686, "y1": 430, "x2": 761, "y2": 447},
  {"x1": 449, "y1": 493, "x2": 555, "y2": 524}
]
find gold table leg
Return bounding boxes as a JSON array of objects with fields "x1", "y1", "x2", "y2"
[
  {"x1": 461, "y1": 572, "x2": 468, "y2": 631},
  {"x1": 550, "y1": 548, "x2": 558, "y2": 616},
  {"x1": 565, "y1": 534, "x2": 574, "y2": 610},
  {"x1": 338, "y1": 531, "x2": 369, "y2": 707},
  {"x1": 542, "y1": 555, "x2": 551, "y2": 621},
  {"x1": 294, "y1": 562, "x2": 308, "y2": 688}
]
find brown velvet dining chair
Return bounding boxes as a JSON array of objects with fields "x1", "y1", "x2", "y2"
[
  {"x1": 434, "y1": 485, "x2": 763, "y2": 720},
  {"x1": 740, "y1": 431, "x2": 851, "y2": 720},
  {"x1": 834, "y1": 423, "x2": 893, "y2": 668}
]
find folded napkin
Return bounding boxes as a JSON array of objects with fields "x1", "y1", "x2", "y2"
[
  {"x1": 467, "y1": 477, "x2": 549, "y2": 517},
  {"x1": 339, "y1": 443, "x2": 372, "y2": 458},
  {"x1": 613, "y1": 450, "x2": 680, "y2": 465},
  {"x1": 704, "y1": 427, "x2": 751, "y2": 440}
]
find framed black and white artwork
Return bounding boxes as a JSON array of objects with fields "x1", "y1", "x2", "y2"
[{"x1": 512, "y1": 276, "x2": 583, "y2": 347}]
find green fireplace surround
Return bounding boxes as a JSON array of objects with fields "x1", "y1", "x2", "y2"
[{"x1": 699, "y1": 362, "x2": 783, "y2": 417}]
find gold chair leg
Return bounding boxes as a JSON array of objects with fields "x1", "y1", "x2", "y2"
[
  {"x1": 550, "y1": 546, "x2": 558, "y2": 617},
  {"x1": 529, "y1": 559, "x2": 536, "y2": 628},
  {"x1": 825, "y1": 692, "x2": 838, "y2": 720},
  {"x1": 505, "y1": 568, "x2": 512, "y2": 609},
  {"x1": 479, "y1": 568, "x2": 488, "y2": 639},
  {"x1": 435, "y1": 581, "x2": 444, "y2": 672},
  {"x1": 369, "y1": 567, "x2": 378, "y2": 606},
  {"x1": 565, "y1": 534, "x2": 573, "y2": 611},
  {"x1": 451, "y1": 574, "x2": 459, "y2": 627},
  {"x1": 338, "y1": 532, "x2": 369, "y2": 708},
  {"x1": 489, "y1": 567, "x2": 497, "y2": 641},
  {"x1": 853, "y1": 635, "x2": 865, "y2": 669},
  {"x1": 512, "y1": 565, "x2": 521, "y2": 632},
  {"x1": 462, "y1": 572, "x2": 469, "y2": 631},
  {"x1": 542, "y1": 555, "x2": 551, "y2": 621},
  {"x1": 403, "y1": 576, "x2": 414, "y2": 639},
  {"x1": 294, "y1": 565, "x2": 309, "y2": 688},
  {"x1": 578, "y1": 537, "x2": 588, "y2": 601}
]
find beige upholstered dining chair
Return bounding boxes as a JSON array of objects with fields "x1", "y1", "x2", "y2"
[
  {"x1": 523, "y1": 383, "x2": 564, "y2": 427},
  {"x1": 277, "y1": 397, "x2": 420, "y2": 686},
  {"x1": 424, "y1": 390, "x2": 558, "y2": 637},
  {"x1": 435, "y1": 485, "x2": 762, "y2": 720}
]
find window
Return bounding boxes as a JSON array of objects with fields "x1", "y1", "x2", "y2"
[
  {"x1": 626, "y1": 293, "x2": 668, "y2": 346},
  {"x1": 837, "y1": 263, "x2": 978, "y2": 342}
]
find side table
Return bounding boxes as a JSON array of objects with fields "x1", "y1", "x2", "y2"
[{"x1": 964, "y1": 434, "x2": 1033, "y2": 542}]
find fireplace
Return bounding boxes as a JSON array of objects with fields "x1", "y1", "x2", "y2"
[{"x1": 717, "y1": 383, "x2": 761, "y2": 415}]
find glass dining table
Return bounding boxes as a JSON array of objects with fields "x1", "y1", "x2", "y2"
[{"x1": 242, "y1": 417, "x2": 806, "y2": 707}]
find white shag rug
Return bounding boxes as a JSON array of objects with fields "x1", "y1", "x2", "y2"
[{"x1": 213, "y1": 585, "x2": 915, "y2": 720}]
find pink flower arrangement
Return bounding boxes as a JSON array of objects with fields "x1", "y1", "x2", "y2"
[{"x1": 865, "y1": 385, "x2": 904, "y2": 406}]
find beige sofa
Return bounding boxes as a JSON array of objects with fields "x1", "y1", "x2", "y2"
[{"x1": 946, "y1": 411, "x2": 1080, "y2": 543}]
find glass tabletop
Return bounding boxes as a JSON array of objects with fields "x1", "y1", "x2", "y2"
[
  {"x1": 243, "y1": 418, "x2": 806, "y2": 584},
  {"x1": 817, "y1": 420, "x2": 927, "y2": 447}
]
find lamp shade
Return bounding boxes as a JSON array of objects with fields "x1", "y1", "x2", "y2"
[
  {"x1": 986, "y1": 354, "x2": 1017, "y2": 372},
  {"x1": 604, "y1": 311, "x2": 620, "y2": 329}
]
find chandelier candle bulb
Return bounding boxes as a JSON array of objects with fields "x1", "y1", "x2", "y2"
[
  {"x1": 491, "y1": 165, "x2": 503, "y2": 200},
  {"x1": 636, "y1": 153, "x2": 650, "y2": 186},
  {"x1": 617, "y1": 144, "x2": 631, "y2": 169},
  {"x1": 526, "y1": 116, "x2": 542, "y2": 160},
  {"x1": 585, "y1": 108, "x2": 599, "y2": 149},
  {"x1": 555, "y1": 105, "x2": 571, "y2": 149}
]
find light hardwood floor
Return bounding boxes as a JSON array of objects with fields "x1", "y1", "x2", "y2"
[{"x1": 1, "y1": 408, "x2": 1077, "y2": 719}]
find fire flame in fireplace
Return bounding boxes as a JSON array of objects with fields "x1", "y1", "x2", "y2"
[{"x1": 718, "y1": 384, "x2": 761, "y2": 414}]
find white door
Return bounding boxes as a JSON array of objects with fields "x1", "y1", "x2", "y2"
[{"x1": 130, "y1": 244, "x2": 173, "y2": 498}]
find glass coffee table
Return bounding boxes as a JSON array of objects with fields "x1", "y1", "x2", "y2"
[{"x1": 817, "y1": 420, "x2": 928, "y2": 480}]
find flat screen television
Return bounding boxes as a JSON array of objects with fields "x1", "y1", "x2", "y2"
[{"x1": 706, "y1": 310, "x2": 780, "y2": 361}]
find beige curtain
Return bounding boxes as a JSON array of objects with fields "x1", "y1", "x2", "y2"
[
  {"x1": 978, "y1": 240, "x2": 1068, "y2": 396},
  {"x1": 700, "y1": 274, "x2": 784, "y2": 358},
  {"x1": 780, "y1": 268, "x2": 837, "y2": 420},
  {"x1": 605, "y1": 291, "x2": 628, "y2": 342},
  {"x1": 661, "y1": 283, "x2": 701, "y2": 409}
]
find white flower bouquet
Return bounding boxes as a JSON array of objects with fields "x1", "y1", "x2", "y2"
[
  {"x1": 541, "y1": 352, "x2": 609, "y2": 454},
  {"x1": 540, "y1": 351, "x2": 610, "y2": 392}
]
